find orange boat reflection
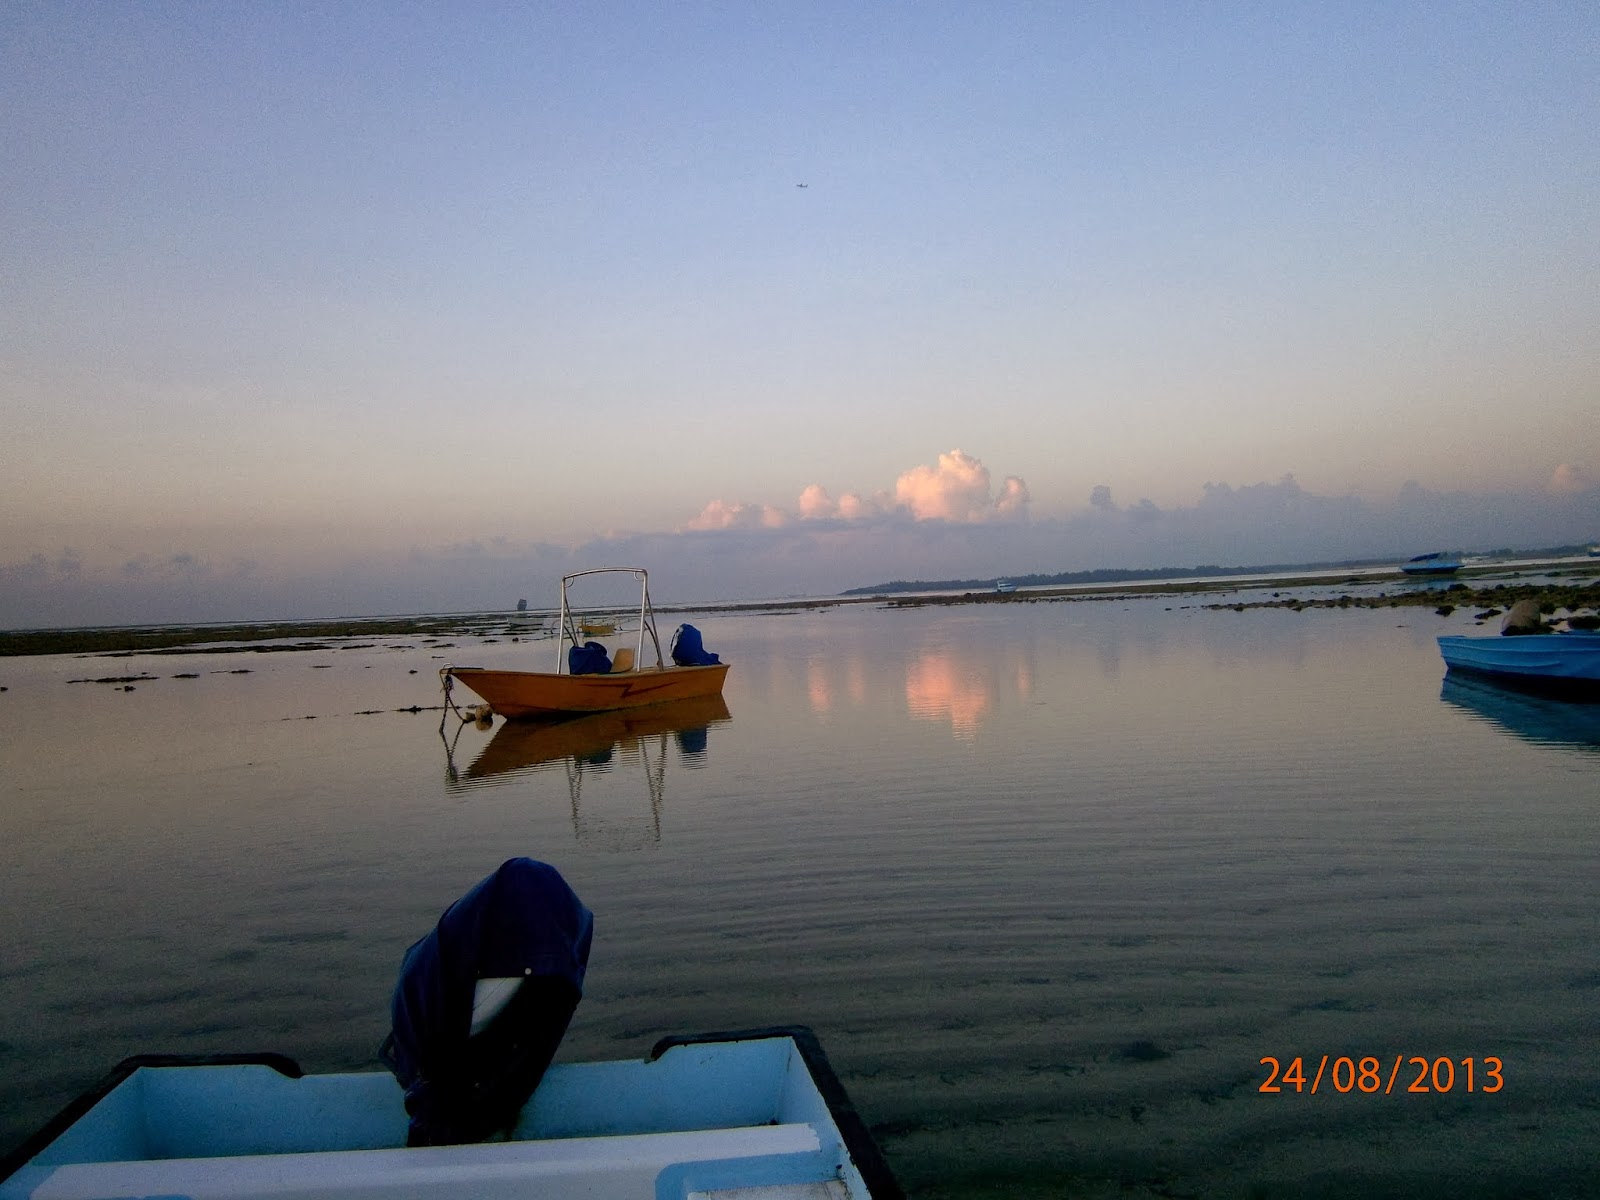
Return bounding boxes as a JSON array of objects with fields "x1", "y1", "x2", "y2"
[
  {"x1": 454, "y1": 691, "x2": 732, "y2": 784},
  {"x1": 443, "y1": 694, "x2": 733, "y2": 850},
  {"x1": 461, "y1": 694, "x2": 732, "y2": 781}
]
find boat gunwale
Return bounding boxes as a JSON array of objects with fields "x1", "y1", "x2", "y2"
[
  {"x1": 650, "y1": 1027, "x2": 904, "y2": 1200},
  {"x1": 1437, "y1": 631, "x2": 1600, "y2": 696},
  {"x1": 446, "y1": 662, "x2": 729, "y2": 718},
  {"x1": 0, "y1": 1029, "x2": 903, "y2": 1199},
  {"x1": 0, "y1": 1053, "x2": 303, "y2": 1184}
]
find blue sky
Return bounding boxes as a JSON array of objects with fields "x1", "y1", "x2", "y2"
[{"x1": 2, "y1": 3, "x2": 1597, "y2": 625}]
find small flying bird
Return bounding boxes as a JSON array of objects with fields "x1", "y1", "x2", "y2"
[{"x1": 796, "y1": 182, "x2": 808, "y2": 188}]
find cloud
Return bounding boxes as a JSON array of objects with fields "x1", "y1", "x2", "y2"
[
  {"x1": 686, "y1": 500, "x2": 789, "y2": 531},
  {"x1": 1549, "y1": 463, "x2": 1592, "y2": 495},
  {"x1": 792, "y1": 487, "x2": 887, "y2": 522},
  {"x1": 4, "y1": 471, "x2": 1597, "y2": 629},
  {"x1": 893, "y1": 450, "x2": 1030, "y2": 523},
  {"x1": 994, "y1": 474, "x2": 1030, "y2": 517},
  {"x1": 797, "y1": 485, "x2": 833, "y2": 519},
  {"x1": 835, "y1": 492, "x2": 875, "y2": 519},
  {"x1": 1, "y1": 549, "x2": 268, "y2": 628},
  {"x1": 685, "y1": 450, "x2": 1030, "y2": 532}
]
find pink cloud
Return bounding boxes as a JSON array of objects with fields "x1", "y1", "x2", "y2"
[
  {"x1": 685, "y1": 450, "x2": 1030, "y2": 533},
  {"x1": 836, "y1": 492, "x2": 875, "y2": 520},
  {"x1": 797, "y1": 484, "x2": 834, "y2": 519},
  {"x1": 797, "y1": 485, "x2": 887, "y2": 522},
  {"x1": 893, "y1": 450, "x2": 1030, "y2": 523},
  {"x1": 1549, "y1": 463, "x2": 1592, "y2": 495},
  {"x1": 995, "y1": 475, "x2": 1031, "y2": 516},
  {"x1": 686, "y1": 499, "x2": 788, "y2": 531}
]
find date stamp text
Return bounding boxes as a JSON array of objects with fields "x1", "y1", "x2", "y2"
[{"x1": 1259, "y1": 1055, "x2": 1503, "y2": 1095}]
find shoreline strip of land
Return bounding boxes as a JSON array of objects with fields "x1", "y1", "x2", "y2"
[{"x1": 2, "y1": 560, "x2": 1596, "y2": 659}]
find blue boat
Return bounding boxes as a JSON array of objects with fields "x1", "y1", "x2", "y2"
[
  {"x1": 1437, "y1": 631, "x2": 1600, "y2": 696},
  {"x1": 0, "y1": 1028, "x2": 901, "y2": 1199},
  {"x1": 1400, "y1": 552, "x2": 1463, "y2": 576}
]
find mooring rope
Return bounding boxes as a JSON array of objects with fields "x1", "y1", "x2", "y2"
[
  {"x1": 439, "y1": 667, "x2": 470, "y2": 722},
  {"x1": 439, "y1": 667, "x2": 494, "y2": 729}
]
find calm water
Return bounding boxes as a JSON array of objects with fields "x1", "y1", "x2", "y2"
[{"x1": 2, "y1": 595, "x2": 1597, "y2": 1198}]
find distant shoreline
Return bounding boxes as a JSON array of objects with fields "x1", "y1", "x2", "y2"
[
  {"x1": 838, "y1": 548, "x2": 1600, "y2": 596},
  {"x1": 2, "y1": 559, "x2": 1596, "y2": 659}
]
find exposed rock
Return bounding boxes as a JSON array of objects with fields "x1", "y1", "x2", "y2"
[{"x1": 1501, "y1": 598, "x2": 1550, "y2": 635}]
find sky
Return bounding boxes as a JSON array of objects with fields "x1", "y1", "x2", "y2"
[{"x1": 2, "y1": 2, "x2": 1597, "y2": 627}]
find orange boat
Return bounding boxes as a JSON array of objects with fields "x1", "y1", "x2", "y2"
[{"x1": 442, "y1": 568, "x2": 728, "y2": 720}]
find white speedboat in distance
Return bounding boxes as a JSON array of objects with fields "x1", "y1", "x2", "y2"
[{"x1": 1400, "y1": 552, "x2": 1463, "y2": 576}]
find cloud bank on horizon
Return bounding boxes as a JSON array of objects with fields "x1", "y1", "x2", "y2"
[
  {"x1": 3, "y1": 451, "x2": 1596, "y2": 629},
  {"x1": 689, "y1": 450, "x2": 1030, "y2": 531}
]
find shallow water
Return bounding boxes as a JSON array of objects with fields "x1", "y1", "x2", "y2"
[{"x1": 1, "y1": 596, "x2": 1597, "y2": 1197}]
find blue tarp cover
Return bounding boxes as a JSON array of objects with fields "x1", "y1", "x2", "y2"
[
  {"x1": 384, "y1": 858, "x2": 593, "y2": 1144},
  {"x1": 568, "y1": 640, "x2": 612, "y2": 674},
  {"x1": 670, "y1": 623, "x2": 720, "y2": 666}
]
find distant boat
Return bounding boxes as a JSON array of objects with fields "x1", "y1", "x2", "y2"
[
  {"x1": 1400, "y1": 552, "x2": 1463, "y2": 576},
  {"x1": 1437, "y1": 631, "x2": 1600, "y2": 696},
  {"x1": 442, "y1": 569, "x2": 727, "y2": 720},
  {"x1": 994, "y1": 579, "x2": 1017, "y2": 594},
  {"x1": 1588, "y1": 544, "x2": 1600, "y2": 558}
]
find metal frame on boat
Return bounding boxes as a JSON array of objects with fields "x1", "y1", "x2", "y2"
[
  {"x1": 442, "y1": 568, "x2": 729, "y2": 720},
  {"x1": 0, "y1": 1027, "x2": 902, "y2": 1200}
]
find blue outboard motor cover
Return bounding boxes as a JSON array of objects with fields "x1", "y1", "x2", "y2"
[
  {"x1": 383, "y1": 858, "x2": 594, "y2": 1145},
  {"x1": 568, "y1": 640, "x2": 612, "y2": 675},
  {"x1": 670, "y1": 623, "x2": 720, "y2": 666}
]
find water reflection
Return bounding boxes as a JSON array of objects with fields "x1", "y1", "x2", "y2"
[
  {"x1": 805, "y1": 654, "x2": 868, "y2": 717},
  {"x1": 441, "y1": 696, "x2": 732, "y2": 849},
  {"x1": 5, "y1": 603, "x2": 1599, "y2": 1194},
  {"x1": 1440, "y1": 672, "x2": 1600, "y2": 753},
  {"x1": 793, "y1": 626, "x2": 1042, "y2": 738},
  {"x1": 451, "y1": 696, "x2": 729, "y2": 781},
  {"x1": 904, "y1": 650, "x2": 993, "y2": 739}
]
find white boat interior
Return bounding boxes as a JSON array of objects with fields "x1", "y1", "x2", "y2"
[{"x1": 0, "y1": 1030, "x2": 898, "y2": 1200}]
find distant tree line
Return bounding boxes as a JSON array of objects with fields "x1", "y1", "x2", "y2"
[{"x1": 842, "y1": 563, "x2": 1300, "y2": 596}]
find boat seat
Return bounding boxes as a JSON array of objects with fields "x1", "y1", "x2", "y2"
[{"x1": 610, "y1": 647, "x2": 635, "y2": 672}]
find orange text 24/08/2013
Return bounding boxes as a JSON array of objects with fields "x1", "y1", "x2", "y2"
[{"x1": 1259, "y1": 1056, "x2": 1503, "y2": 1095}]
